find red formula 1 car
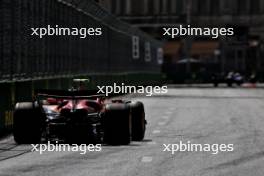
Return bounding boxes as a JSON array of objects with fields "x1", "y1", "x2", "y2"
[{"x1": 13, "y1": 90, "x2": 146, "y2": 145}]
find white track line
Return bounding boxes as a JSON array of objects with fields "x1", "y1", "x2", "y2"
[
  {"x1": 158, "y1": 122, "x2": 166, "y2": 126},
  {"x1": 165, "y1": 111, "x2": 173, "y2": 115},
  {"x1": 141, "y1": 156, "x2": 153, "y2": 163},
  {"x1": 162, "y1": 115, "x2": 169, "y2": 119},
  {"x1": 152, "y1": 130, "x2": 161, "y2": 134}
]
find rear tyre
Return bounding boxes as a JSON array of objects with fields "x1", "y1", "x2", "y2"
[
  {"x1": 13, "y1": 102, "x2": 43, "y2": 144},
  {"x1": 103, "y1": 103, "x2": 131, "y2": 145},
  {"x1": 130, "y1": 101, "x2": 146, "y2": 141}
]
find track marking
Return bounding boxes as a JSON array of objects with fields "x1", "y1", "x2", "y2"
[
  {"x1": 162, "y1": 115, "x2": 169, "y2": 119},
  {"x1": 152, "y1": 130, "x2": 161, "y2": 134},
  {"x1": 158, "y1": 122, "x2": 166, "y2": 126},
  {"x1": 165, "y1": 111, "x2": 173, "y2": 115},
  {"x1": 141, "y1": 156, "x2": 153, "y2": 163}
]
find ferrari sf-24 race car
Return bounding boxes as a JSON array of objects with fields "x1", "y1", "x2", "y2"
[{"x1": 13, "y1": 90, "x2": 146, "y2": 145}]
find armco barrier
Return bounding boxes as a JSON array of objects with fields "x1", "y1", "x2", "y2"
[{"x1": 0, "y1": 0, "x2": 163, "y2": 135}]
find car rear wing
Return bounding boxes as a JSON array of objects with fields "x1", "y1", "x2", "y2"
[
  {"x1": 35, "y1": 89, "x2": 105, "y2": 100},
  {"x1": 37, "y1": 94, "x2": 105, "y2": 100}
]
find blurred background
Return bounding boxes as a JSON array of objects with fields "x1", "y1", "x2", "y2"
[{"x1": 97, "y1": 0, "x2": 264, "y2": 83}]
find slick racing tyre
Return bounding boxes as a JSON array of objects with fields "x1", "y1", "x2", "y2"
[
  {"x1": 103, "y1": 103, "x2": 131, "y2": 145},
  {"x1": 130, "y1": 101, "x2": 146, "y2": 141},
  {"x1": 13, "y1": 102, "x2": 43, "y2": 144}
]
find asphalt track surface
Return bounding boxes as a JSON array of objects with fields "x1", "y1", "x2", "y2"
[{"x1": 1, "y1": 88, "x2": 264, "y2": 176}]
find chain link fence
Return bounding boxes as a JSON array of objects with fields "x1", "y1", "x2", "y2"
[
  {"x1": 0, "y1": 0, "x2": 163, "y2": 135},
  {"x1": 0, "y1": 0, "x2": 163, "y2": 82}
]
